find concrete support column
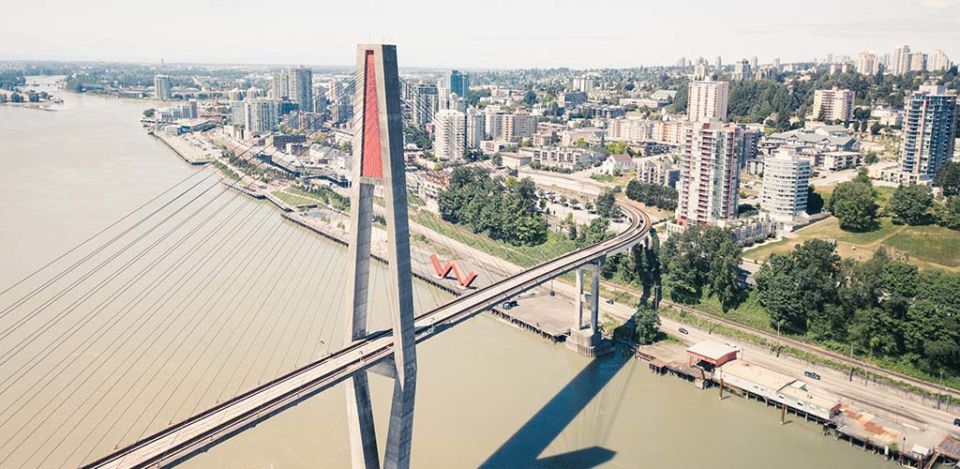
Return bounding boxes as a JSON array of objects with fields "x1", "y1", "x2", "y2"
[
  {"x1": 574, "y1": 268, "x2": 585, "y2": 331},
  {"x1": 588, "y1": 262, "x2": 600, "y2": 335}
]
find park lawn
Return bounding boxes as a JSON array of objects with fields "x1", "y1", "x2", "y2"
[
  {"x1": 884, "y1": 224, "x2": 960, "y2": 269},
  {"x1": 271, "y1": 191, "x2": 318, "y2": 208},
  {"x1": 409, "y1": 210, "x2": 578, "y2": 268}
]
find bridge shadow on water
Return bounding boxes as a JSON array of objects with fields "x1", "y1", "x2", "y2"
[{"x1": 479, "y1": 351, "x2": 631, "y2": 469}]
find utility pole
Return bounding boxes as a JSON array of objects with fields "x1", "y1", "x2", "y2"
[
  {"x1": 776, "y1": 321, "x2": 782, "y2": 358},
  {"x1": 938, "y1": 369, "x2": 944, "y2": 410}
]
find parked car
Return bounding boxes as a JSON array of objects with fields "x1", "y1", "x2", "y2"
[
  {"x1": 678, "y1": 327, "x2": 689, "y2": 335},
  {"x1": 804, "y1": 370, "x2": 821, "y2": 380},
  {"x1": 605, "y1": 298, "x2": 614, "y2": 305},
  {"x1": 501, "y1": 300, "x2": 519, "y2": 310},
  {"x1": 954, "y1": 417, "x2": 960, "y2": 427}
]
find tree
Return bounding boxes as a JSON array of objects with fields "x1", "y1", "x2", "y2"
[
  {"x1": 756, "y1": 240, "x2": 841, "y2": 334},
  {"x1": 524, "y1": 90, "x2": 537, "y2": 106},
  {"x1": 889, "y1": 184, "x2": 932, "y2": 225},
  {"x1": 870, "y1": 122, "x2": 881, "y2": 135},
  {"x1": 700, "y1": 227, "x2": 743, "y2": 312},
  {"x1": 829, "y1": 179, "x2": 878, "y2": 231},
  {"x1": 807, "y1": 185, "x2": 825, "y2": 214},
  {"x1": 934, "y1": 161, "x2": 960, "y2": 196},
  {"x1": 940, "y1": 196, "x2": 960, "y2": 230},
  {"x1": 633, "y1": 305, "x2": 661, "y2": 345},
  {"x1": 595, "y1": 189, "x2": 618, "y2": 219},
  {"x1": 492, "y1": 153, "x2": 502, "y2": 167},
  {"x1": 864, "y1": 152, "x2": 879, "y2": 164},
  {"x1": 756, "y1": 254, "x2": 807, "y2": 332}
]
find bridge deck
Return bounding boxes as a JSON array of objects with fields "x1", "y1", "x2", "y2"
[{"x1": 83, "y1": 203, "x2": 650, "y2": 469}]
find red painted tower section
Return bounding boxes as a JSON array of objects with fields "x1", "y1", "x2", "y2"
[{"x1": 361, "y1": 51, "x2": 384, "y2": 179}]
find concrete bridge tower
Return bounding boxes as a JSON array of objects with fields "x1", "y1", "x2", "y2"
[{"x1": 343, "y1": 44, "x2": 417, "y2": 469}]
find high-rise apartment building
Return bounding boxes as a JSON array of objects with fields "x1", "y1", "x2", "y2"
[
  {"x1": 675, "y1": 121, "x2": 745, "y2": 226},
  {"x1": 856, "y1": 51, "x2": 881, "y2": 75},
  {"x1": 761, "y1": 147, "x2": 811, "y2": 223},
  {"x1": 243, "y1": 98, "x2": 278, "y2": 135},
  {"x1": 910, "y1": 53, "x2": 928, "y2": 73},
  {"x1": 289, "y1": 66, "x2": 314, "y2": 113},
  {"x1": 501, "y1": 113, "x2": 538, "y2": 141},
  {"x1": 485, "y1": 107, "x2": 504, "y2": 140},
  {"x1": 272, "y1": 71, "x2": 290, "y2": 99},
  {"x1": 687, "y1": 79, "x2": 729, "y2": 122},
  {"x1": 410, "y1": 83, "x2": 439, "y2": 128},
  {"x1": 892, "y1": 45, "x2": 912, "y2": 75},
  {"x1": 465, "y1": 107, "x2": 484, "y2": 148},
  {"x1": 433, "y1": 109, "x2": 466, "y2": 161},
  {"x1": 929, "y1": 49, "x2": 951, "y2": 72},
  {"x1": 154, "y1": 75, "x2": 172, "y2": 101},
  {"x1": 811, "y1": 88, "x2": 855, "y2": 122},
  {"x1": 714, "y1": 56, "x2": 722, "y2": 71},
  {"x1": 898, "y1": 84, "x2": 958, "y2": 183},
  {"x1": 750, "y1": 56, "x2": 758, "y2": 71},
  {"x1": 573, "y1": 75, "x2": 597, "y2": 93},
  {"x1": 449, "y1": 70, "x2": 470, "y2": 99}
]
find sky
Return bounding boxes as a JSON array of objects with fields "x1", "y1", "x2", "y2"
[{"x1": 2, "y1": 0, "x2": 959, "y2": 69}]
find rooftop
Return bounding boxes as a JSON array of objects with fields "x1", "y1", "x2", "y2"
[{"x1": 686, "y1": 341, "x2": 738, "y2": 361}]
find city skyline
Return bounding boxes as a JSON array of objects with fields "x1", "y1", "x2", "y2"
[{"x1": 3, "y1": 0, "x2": 959, "y2": 69}]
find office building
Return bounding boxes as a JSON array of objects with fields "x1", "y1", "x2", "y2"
[
  {"x1": 449, "y1": 70, "x2": 470, "y2": 99},
  {"x1": 687, "y1": 79, "x2": 729, "y2": 122},
  {"x1": 714, "y1": 56, "x2": 722, "y2": 71},
  {"x1": 465, "y1": 107, "x2": 484, "y2": 148},
  {"x1": 243, "y1": 98, "x2": 278, "y2": 135},
  {"x1": 761, "y1": 147, "x2": 811, "y2": 223},
  {"x1": 289, "y1": 66, "x2": 314, "y2": 113},
  {"x1": 898, "y1": 84, "x2": 958, "y2": 183},
  {"x1": 733, "y1": 59, "x2": 751, "y2": 80},
  {"x1": 750, "y1": 56, "x2": 758, "y2": 71},
  {"x1": 811, "y1": 88, "x2": 855, "y2": 122},
  {"x1": 154, "y1": 75, "x2": 172, "y2": 101},
  {"x1": 676, "y1": 121, "x2": 745, "y2": 226},
  {"x1": 433, "y1": 109, "x2": 466, "y2": 161}
]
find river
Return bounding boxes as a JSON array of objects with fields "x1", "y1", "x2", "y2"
[{"x1": 0, "y1": 77, "x2": 893, "y2": 468}]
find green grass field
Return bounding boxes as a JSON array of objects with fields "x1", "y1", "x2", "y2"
[
  {"x1": 271, "y1": 191, "x2": 319, "y2": 208},
  {"x1": 744, "y1": 215, "x2": 960, "y2": 271}
]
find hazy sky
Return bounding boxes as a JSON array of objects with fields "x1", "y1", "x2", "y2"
[{"x1": 3, "y1": 0, "x2": 959, "y2": 69}]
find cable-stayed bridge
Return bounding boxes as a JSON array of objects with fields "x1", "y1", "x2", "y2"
[{"x1": 0, "y1": 45, "x2": 651, "y2": 468}]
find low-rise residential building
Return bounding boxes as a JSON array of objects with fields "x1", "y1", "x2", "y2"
[
  {"x1": 636, "y1": 155, "x2": 679, "y2": 188},
  {"x1": 520, "y1": 146, "x2": 603, "y2": 170}
]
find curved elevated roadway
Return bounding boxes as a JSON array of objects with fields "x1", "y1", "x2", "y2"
[{"x1": 83, "y1": 203, "x2": 651, "y2": 469}]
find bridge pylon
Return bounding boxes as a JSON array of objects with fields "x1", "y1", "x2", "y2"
[
  {"x1": 344, "y1": 44, "x2": 417, "y2": 469},
  {"x1": 567, "y1": 259, "x2": 612, "y2": 357}
]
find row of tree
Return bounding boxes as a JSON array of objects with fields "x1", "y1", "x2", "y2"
[
  {"x1": 438, "y1": 167, "x2": 548, "y2": 246},
  {"x1": 756, "y1": 242, "x2": 959, "y2": 375},
  {"x1": 624, "y1": 180, "x2": 678, "y2": 211}
]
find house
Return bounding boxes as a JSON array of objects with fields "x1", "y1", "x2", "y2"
[{"x1": 600, "y1": 153, "x2": 634, "y2": 175}]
